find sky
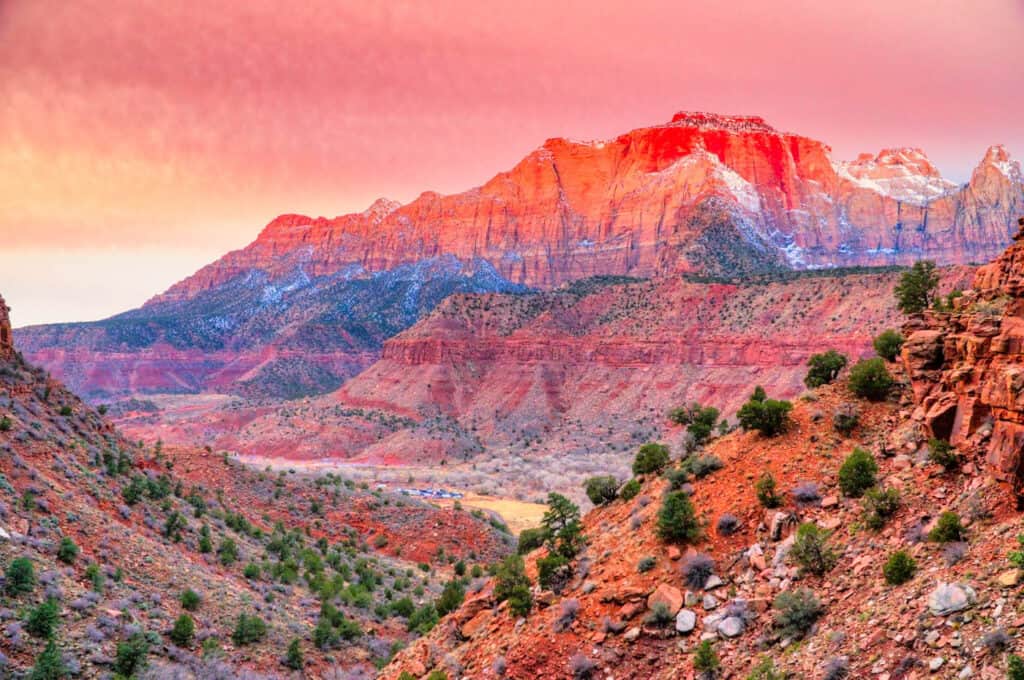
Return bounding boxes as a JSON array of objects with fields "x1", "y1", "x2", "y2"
[{"x1": 1, "y1": 0, "x2": 1022, "y2": 326}]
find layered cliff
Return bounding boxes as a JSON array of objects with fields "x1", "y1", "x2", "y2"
[{"x1": 903, "y1": 217, "x2": 1024, "y2": 490}]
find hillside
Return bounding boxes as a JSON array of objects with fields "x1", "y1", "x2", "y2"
[
  {"x1": 15, "y1": 112, "x2": 1024, "y2": 401},
  {"x1": 383, "y1": 376, "x2": 1023, "y2": 679},
  {"x1": 0, "y1": 295, "x2": 514, "y2": 678}
]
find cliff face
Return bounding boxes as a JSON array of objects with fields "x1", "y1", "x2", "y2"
[
  {"x1": 903, "y1": 217, "x2": 1024, "y2": 488},
  {"x1": 153, "y1": 113, "x2": 1023, "y2": 304},
  {"x1": 0, "y1": 293, "x2": 12, "y2": 359}
]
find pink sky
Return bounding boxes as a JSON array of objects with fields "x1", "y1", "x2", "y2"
[{"x1": 1, "y1": 0, "x2": 1023, "y2": 325}]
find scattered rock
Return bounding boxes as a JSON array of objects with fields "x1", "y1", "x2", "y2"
[
  {"x1": 717, "y1": 616, "x2": 744, "y2": 638},
  {"x1": 647, "y1": 584, "x2": 683, "y2": 615},
  {"x1": 675, "y1": 609, "x2": 696, "y2": 634},
  {"x1": 928, "y1": 583, "x2": 976, "y2": 616}
]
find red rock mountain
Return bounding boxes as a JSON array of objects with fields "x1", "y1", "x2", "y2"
[{"x1": 155, "y1": 112, "x2": 1023, "y2": 303}]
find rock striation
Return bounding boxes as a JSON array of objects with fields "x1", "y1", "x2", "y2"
[
  {"x1": 0, "y1": 293, "x2": 12, "y2": 359},
  {"x1": 903, "y1": 217, "x2": 1024, "y2": 490}
]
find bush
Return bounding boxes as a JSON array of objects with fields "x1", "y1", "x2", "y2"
[
  {"x1": 929, "y1": 511, "x2": 965, "y2": 543},
  {"x1": 737, "y1": 388, "x2": 792, "y2": 436},
  {"x1": 832, "y1": 403, "x2": 859, "y2": 436},
  {"x1": 170, "y1": 614, "x2": 195, "y2": 647},
  {"x1": 542, "y1": 493, "x2": 585, "y2": 559},
  {"x1": 1009, "y1": 654, "x2": 1024, "y2": 680},
  {"x1": 114, "y1": 632, "x2": 150, "y2": 678},
  {"x1": 28, "y1": 639, "x2": 66, "y2": 680},
  {"x1": 583, "y1": 476, "x2": 619, "y2": 506},
  {"x1": 804, "y1": 350, "x2": 847, "y2": 388},
  {"x1": 688, "y1": 406, "x2": 720, "y2": 447},
  {"x1": 746, "y1": 657, "x2": 786, "y2": 680},
  {"x1": 693, "y1": 640, "x2": 721, "y2": 678},
  {"x1": 180, "y1": 589, "x2": 201, "y2": 611},
  {"x1": 681, "y1": 553, "x2": 715, "y2": 589},
  {"x1": 928, "y1": 439, "x2": 959, "y2": 471},
  {"x1": 716, "y1": 513, "x2": 740, "y2": 536},
  {"x1": 873, "y1": 329, "x2": 905, "y2": 361},
  {"x1": 285, "y1": 638, "x2": 304, "y2": 670},
  {"x1": 56, "y1": 537, "x2": 79, "y2": 565},
  {"x1": 619, "y1": 478, "x2": 641, "y2": 501},
  {"x1": 26, "y1": 598, "x2": 60, "y2": 638},
  {"x1": 517, "y1": 526, "x2": 550, "y2": 555},
  {"x1": 633, "y1": 443, "x2": 671, "y2": 475},
  {"x1": 637, "y1": 556, "x2": 656, "y2": 573},
  {"x1": 645, "y1": 601, "x2": 674, "y2": 627},
  {"x1": 656, "y1": 491, "x2": 701, "y2": 544},
  {"x1": 772, "y1": 588, "x2": 822, "y2": 640},
  {"x1": 218, "y1": 538, "x2": 239, "y2": 566},
  {"x1": 791, "y1": 481, "x2": 821, "y2": 505},
  {"x1": 883, "y1": 550, "x2": 917, "y2": 585},
  {"x1": 0, "y1": 416, "x2": 11, "y2": 432},
  {"x1": 553, "y1": 599, "x2": 579, "y2": 632},
  {"x1": 848, "y1": 358, "x2": 893, "y2": 400},
  {"x1": 494, "y1": 554, "x2": 532, "y2": 617},
  {"x1": 862, "y1": 486, "x2": 900, "y2": 530},
  {"x1": 435, "y1": 579, "x2": 465, "y2": 616},
  {"x1": 4, "y1": 557, "x2": 36, "y2": 595},
  {"x1": 231, "y1": 613, "x2": 267, "y2": 646},
  {"x1": 790, "y1": 523, "x2": 837, "y2": 575},
  {"x1": 243, "y1": 563, "x2": 260, "y2": 580},
  {"x1": 537, "y1": 553, "x2": 572, "y2": 594},
  {"x1": 837, "y1": 447, "x2": 878, "y2": 497},
  {"x1": 822, "y1": 657, "x2": 850, "y2": 680},
  {"x1": 755, "y1": 473, "x2": 781, "y2": 508},
  {"x1": 569, "y1": 653, "x2": 596, "y2": 680},
  {"x1": 895, "y1": 260, "x2": 939, "y2": 314},
  {"x1": 684, "y1": 454, "x2": 723, "y2": 479}
]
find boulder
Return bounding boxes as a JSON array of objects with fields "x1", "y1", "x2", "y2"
[
  {"x1": 928, "y1": 583, "x2": 977, "y2": 615},
  {"x1": 675, "y1": 609, "x2": 696, "y2": 634}
]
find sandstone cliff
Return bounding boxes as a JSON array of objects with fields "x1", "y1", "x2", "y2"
[{"x1": 903, "y1": 217, "x2": 1024, "y2": 491}]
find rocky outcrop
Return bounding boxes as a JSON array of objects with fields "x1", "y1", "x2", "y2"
[
  {"x1": 0, "y1": 293, "x2": 12, "y2": 359},
  {"x1": 903, "y1": 218, "x2": 1024, "y2": 487}
]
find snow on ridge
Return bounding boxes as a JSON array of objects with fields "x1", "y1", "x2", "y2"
[
  {"x1": 832, "y1": 147, "x2": 958, "y2": 206},
  {"x1": 646, "y1": 148, "x2": 762, "y2": 213}
]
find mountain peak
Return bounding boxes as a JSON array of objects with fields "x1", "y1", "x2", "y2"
[
  {"x1": 361, "y1": 197, "x2": 402, "y2": 222},
  {"x1": 974, "y1": 144, "x2": 1022, "y2": 185},
  {"x1": 668, "y1": 111, "x2": 775, "y2": 133}
]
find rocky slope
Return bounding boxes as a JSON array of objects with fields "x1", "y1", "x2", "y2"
[
  {"x1": 903, "y1": 217, "x2": 1024, "y2": 495},
  {"x1": 15, "y1": 112, "x2": 1024, "y2": 401},
  {"x1": 384, "y1": 373, "x2": 1024, "y2": 679},
  {"x1": 0, "y1": 294, "x2": 513, "y2": 678}
]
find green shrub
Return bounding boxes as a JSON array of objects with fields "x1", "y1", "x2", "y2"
[
  {"x1": 170, "y1": 614, "x2": 195, "y2": 647},
  {"x1": 883, "y1": 550, "x2": 917, "y2": 585},
  {"x1": 790, "y1": 523, "x2": 837, "y2": 575},
  {"x1": 26, "y1": 598, "x2": 60, "y2": 638},
  {"x1": 1009, "y1": 535, "x2": 1024, "y2": 568},
  {"x1": 862, "y1": 486, "x2": 900, "y2": 530},
  {"x1": 619, "y1": 478, "x2": 641, "y2": 501},
  {"x1": 772, "y1": 588, "x2": 822, "y2": 640},
  {"x1": 848, "y1": 358, "x2": 893, "y2": 400},
  {"x1": 408, "y1": 603, "x2": 438, "y2": 634},
  {"x1": 56, "y1": 537, "x2": 79, "y2": 565},
  {"x1": 746, "y1": 657, "x2": 787, "y2": 680},
  {"x1": 4, "y1": 556, "x2": 36, "y2": 595},
  {"x1": 656, "y1": 491, "x2": 701, "y2": 544},
  {"x1": 693, "y1": 639, "x2": 721, "y2": 676},
  {"x1": 928, "y1": 511, "x2": 965, "y2": 543},
  {"x1": 536, "y1": 553, "x2": 571, "y2": 593},
  {"x1": 804, "y1": 350, "x2": 847, "y2": 388},
  {"x1": 243, "y1": 563, "x2": 260, "y2": 579},
  {"x1": 180, "y1": 589, "x2": 201, "y2": 611},
  {"x1": 435, "y1": 579, "x2": 465, "y2": 616},
  {"x1": 637, "y1": 556, "x2": 656, "y2": 573},
  {"x1": 633, "y1": 443, "x2": 671, "y2": 475},
  {"x1": 928, "y1": 439, "x2": 959, "y2": 471},
  {"x1": 837, "y1": 447, "x2": 878, "y2": 497},
  {"x1": 0, "y1": 416, "x2": 11, "y2": 432},
  {"x1": 285, "y1": 638, "x2": 304, "y2": 670},
  {"x1": 644, "y1": 601, "x2": 674, "y2": 627},
  {"x1": 28, "y1": 639, "x2": 66, "y2": 680},
  {"x1": 873, "y1": 329, "x2": 905, "y2": 361},
  {"x1": 683, "y1": 454, "x2": 723, "y2": 479},
  {"x1": 583, "y1": 476, "x2": 619, "y2": 506},
  {"x1": 737, "y1": 388, "x2": 792, "y2": 436},
  {"x1": 755, "y1": 472, "x2": 781, "y2": 508},
  {"x1": 114, "y1": 632, "x2": 150, "y2": 677},
  {"x1": 218, "y1": 538, "x2": 239, "y2": 566},
  {"x1": 541, "y1": 493, "x2": 585, "y2": 559},
  {"x1": 832, "y1": 403, "x2": 859, "y2": 436},
  {"x1": 517, "y1": 526, "x2": 549, "y2": 555},
  {"x1": 1009, "y1": 654, "x2": 1024, "y2": 680},
  {"x1": 231, "y1": 613, "x2": 267, "y2": 646},
  {"x1": 895, "y1": 260, "x2": 939, "y2": 314},
  {"x1": 494, "y1": 554, "x2": 532, "y2": 617}
]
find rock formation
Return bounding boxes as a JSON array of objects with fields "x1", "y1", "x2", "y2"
[
  {"x1": 0, "y1": 293, "x2": 12, "y2": 358},
  {"x1": 903, "y1": 217, "x2": 1024, "y2": 490}
]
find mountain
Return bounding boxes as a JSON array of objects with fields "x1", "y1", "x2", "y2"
[
  {"x1": 0, "y1": 292, "x2": 513, "y2": 677},
  {"x1": 14, "y1": 112, "x2": 1024, "y2": 401}
]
